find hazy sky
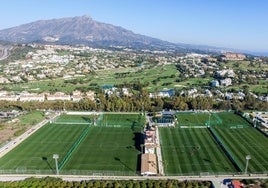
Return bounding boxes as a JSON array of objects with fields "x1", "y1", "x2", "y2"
[{"x1": 0, "y1": 0, "x2": 267, "y2": 52}]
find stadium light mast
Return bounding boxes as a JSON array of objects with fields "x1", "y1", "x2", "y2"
[
  {"x1": 207, "y1": 113, "x2": 211, "y2": 128},
  {"x1": 209, "y1": 113, "x2": 211, "y2": 127},
  {"x1": 245, "y1": 155, "x2": 251, "y2": 174},
  {"x1": 53, "y1": 154, "x2": 59, "y2": 175}
]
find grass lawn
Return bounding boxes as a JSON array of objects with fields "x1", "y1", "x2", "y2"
[
  {"x1": 216, "y1": 112, "x2": 250, "y2": 126},
  {"x1": 176, "y1": 112, "x2": 220, "y2": 126},
  {"x1": 62, "y1": 126, "x2": 142, "y2": 175},
  {"x1": 0, "y1": 123, "x2": 87, "y2": 173},
  {"x1": 55, "y1": 114, "x2": 93, "y2": 124},
  {"x1": 160, "y1": 127, "x2": 236, "y2": 175},
  {"x1": 5, "y1": 64, "x2": 180, "y2": 93},
  {"x1": 211, "y1": 125, "x2": 268, "y2": 173},
  {"x1": 98, "y1": 113, "x2": 145, "y2": 127},
  {"x1": 19, "y1": 110, "x2": 45, "y2": 126},
  {"x1": 0, "y1": 113, "x2": 143, "y2": 175}
]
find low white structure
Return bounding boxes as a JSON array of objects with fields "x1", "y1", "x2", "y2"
[
  {"x1": 144, "y1": 144, "x2": 155, "y2": 154},
  {"x1": 19, "y1": 93, "x2": 45, "y2": 102},
  {"x1": 220, "y1": 78, "x2": 232, "y2": 86},
  {"x1": 0, "y1": 95, "x2": 19, "y2": 101},
  {"x1": 47, "y1": 92, "x2": 71, "y2": 101}
]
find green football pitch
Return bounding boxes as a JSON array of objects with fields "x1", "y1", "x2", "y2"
[
  {"x1": 62, "y1": 126, "x2": 141, "y2": 175},
  {"x1": 0, "y1": 112, "x2": 267, "y2": 176},
  {"x1": 159, "y1": 128, "x2": 236, "y2": 175},
  {"x1": 160, "y1": 112, "x2": 268, "y2": 175},
  {"x1": 54, "y1": 114, "x2": 92, "y2": 124},
  {"x1": 96, "y1": 113, "x2": 145, "y2": 127},
  {"x1": 0, "y1": 123, "x2": 87, "y2": 173},
  {"x1": 211, "y1": 113, "x2": 268, "y2": 173},
  {"x1": 176, "y1": 112, "x2": 221, "y2": 127},
  {"x1": 0, "y1": 113, "x2": 144, "y2": 175}
]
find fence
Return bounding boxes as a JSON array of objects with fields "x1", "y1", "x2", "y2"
[
  {"x1": 212, "y1": 113, "x2": 223, "y2": 125},
  {"x1": 238, "y1": 112, "x2": 268, "y2": 137},
  {"x1": 0, "y1": 168, "x2": 267, "y2": 176},
  {"x1": 0, "y1": 169, "x2": 138, "y2": 176},
  {"x1": 208, "y1": 127, "x2": 243, "y2": 172}
]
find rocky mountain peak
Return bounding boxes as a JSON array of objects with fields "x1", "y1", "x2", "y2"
[{"x1": 0, "y1": 15, "x2": 176, "y2": 50}]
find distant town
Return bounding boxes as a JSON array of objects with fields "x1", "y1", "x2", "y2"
[{"x1": 0, "y1": 44, "x2": 267, "y2": 105}]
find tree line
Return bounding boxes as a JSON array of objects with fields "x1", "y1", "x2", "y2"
[
  {"x1": 0, "y1": 177, "x2": 212, "y2": 188},
  {"x1": 0, "y1": 90, "x2": 267, "y2": 112}
]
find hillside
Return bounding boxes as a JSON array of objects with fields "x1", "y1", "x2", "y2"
[{"x1": 0, "y1": 15, "x2": 181, "y2": 51}]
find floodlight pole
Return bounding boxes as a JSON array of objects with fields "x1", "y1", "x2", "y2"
[
  {"x1": 209, "y1": 113, "x2": 211, "y2": 126},
  {"x1": 245, "y1": 155, "x2": 251, "y2": 174},
  {"x1": 53, "y1": 154, "x2": 59, "y2": 175},
  {"x1": 207, "y1": 113, "x2": 211, "y2": 127}
]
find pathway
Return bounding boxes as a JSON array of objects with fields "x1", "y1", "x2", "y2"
[{"x1": 155, "y1": 126, "x2": 164, "y2": 175}]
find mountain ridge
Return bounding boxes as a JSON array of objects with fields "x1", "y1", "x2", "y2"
[
  {"x1": 0, "y1": 15, "x2": 181, "y2": 51},
  {"x1": 0, "y1": 15, "x2": 265, "y2": 55}
]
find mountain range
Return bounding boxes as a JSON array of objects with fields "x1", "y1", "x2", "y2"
[
  {"x1": 0, "y1": 15, "x2": 263, "y2": 55},
  {"x1": 0, "y1": 15, "x2": 185, "y2": 51}
]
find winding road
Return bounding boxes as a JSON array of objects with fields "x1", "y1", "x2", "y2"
[{"x1": 0, "y1": 45, "x2": 12, "y2": 61}]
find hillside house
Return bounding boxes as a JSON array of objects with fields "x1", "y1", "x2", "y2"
[{"x1": 211, "y1": 80, "x2": 219, "y2": 87}]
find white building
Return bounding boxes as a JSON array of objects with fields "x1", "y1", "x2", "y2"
[
  {"x1": 72, "y1": 90, "x2": 83, "y2": 102},
  {"x1": 0, "y1": 95, "x2": 19, "y2": 101},
  {"x1": 19, "y1": 93, "x2": 45, "y2": 102},
  {"x1": 47, "y1": 92, "x2": 71, "y2": 101},
  {"x1": 86, "y1": 90, "x2": 95, "y2": 101},
  {"x1": 216, "y1": 69, "x2": 235, "y2": 78},
  {"x1": 211, "y1": 80, "x2": 219, "y2": 87},
  {"x1": 0, "y1": 77, "x2": 10, "y2": 84},
  {"x1": 220, "y1": 78, "x2": 232, "y2": 86}
]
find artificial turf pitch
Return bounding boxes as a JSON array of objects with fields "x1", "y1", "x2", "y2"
[
  {"x1": 0, "y1": 112, "x2": 267, "y2": 176},
  {"x1": 0, "y1": 113, "x2": 143, "y2": 175},
  {"x1": 211, "y1": 113, "x2": 268, "y2": 173},
  {"x1": 0, "y1": 123, "x2": 87, "y2": 172},
  {"x1": 159, "y1": 127, "x2": 236, "y2": 175},
  {"x1": 160, "y1": 112, "x2": 268, "y2": 175},
  {"x1": 62, "y1": 126, "x2": 141, "y2": 175}
]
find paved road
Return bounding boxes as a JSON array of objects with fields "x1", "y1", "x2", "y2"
[
  {"x1": 155, "y1": 127, "x2": 164, "y2": 175},
  {"x1": 0, "y1": 45, "x2": 12, "y2": 61},
  {"x1": 0, "y1": 174, "x2": 267, "y2": 182}
]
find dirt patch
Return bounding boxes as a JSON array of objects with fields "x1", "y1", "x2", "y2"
[{"x1": 0, "y1": 121, "x2": 29, "y2": 146}]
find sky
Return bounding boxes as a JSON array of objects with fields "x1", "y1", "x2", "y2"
[{"x1": 0, "y1": 0, "x2": 268, "y2": 53}]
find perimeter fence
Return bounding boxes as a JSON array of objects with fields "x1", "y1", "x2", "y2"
[{"x1": 0, "y1": 169, "x2": 267, "y2": 177}]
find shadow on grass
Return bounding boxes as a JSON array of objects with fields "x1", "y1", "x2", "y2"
[
  {"x1": 82, "y1": 116, "x2": 91, "y2": 123},
  {"x1": 133, "y1": 132, "x2": 143, "y2": 172},
  {"x1": 42, "y1": 156, "x2": 54, "y2": 173},
  {"x1": 114, "y1": 157, "x2": 133, "y2": 171}
]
